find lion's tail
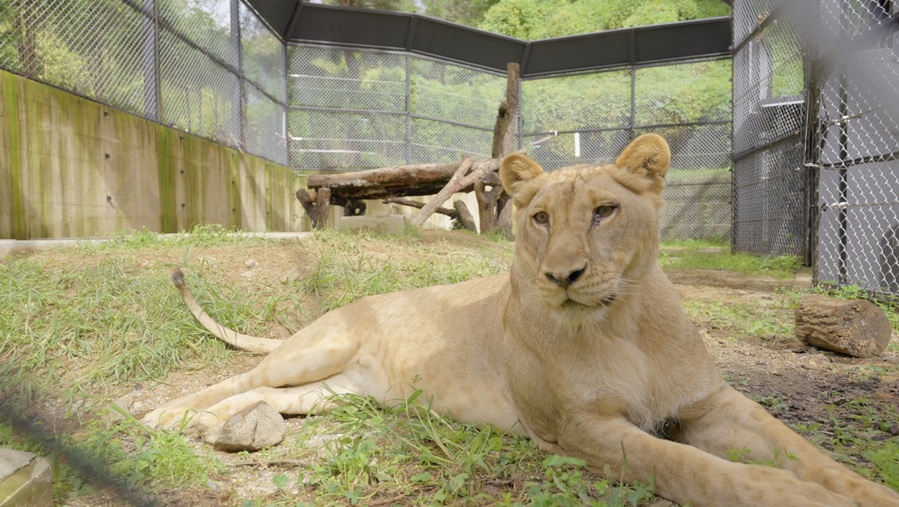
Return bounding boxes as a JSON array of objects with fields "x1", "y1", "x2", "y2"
[{"x1": 171, "y1": 268, "x2": 282, "y2": 354}]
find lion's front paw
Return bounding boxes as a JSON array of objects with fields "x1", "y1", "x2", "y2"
[{"x1": 140, "y1": 407, "x2": 190, "y2": 430}]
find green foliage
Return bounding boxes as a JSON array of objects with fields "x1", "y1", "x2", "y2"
[
  {"x1": 479, "y1": 0, "x2": 732, "y2": 40},
  {"x1": 318, "y1": 0, "x2": 417, "y2": 12},
  {"x1": 272, "y1": 391, "x2": 655, "y2": 506},
  {"x1": 422, "y1": 0, "x2": 500, "y2": 27},
  {"x1": 79, "y1": 405, "x2": 222, "y2": 489},
  {"x1": 866, "y1": 439, "x2": 899, "y2": 490}
]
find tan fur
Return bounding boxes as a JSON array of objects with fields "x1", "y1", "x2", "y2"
[{"x1": 143, "y1": 134, "x2": 899, "y2": 506}]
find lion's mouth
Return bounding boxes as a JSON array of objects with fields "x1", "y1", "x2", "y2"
[{"x1": 560, "y1": 293, "x2": 617, "y2": 309}]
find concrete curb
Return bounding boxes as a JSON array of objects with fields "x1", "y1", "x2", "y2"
[
  {"x1": 0, "y1": 448, "x2": 52, "y2": 507},
  {"x1": 0, "y1": 232, "x2": 314, "y2": 258}
]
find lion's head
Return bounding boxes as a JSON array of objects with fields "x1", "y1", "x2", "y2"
[{"x1": 499, "y1": 134, "x2": 670, "y2": 319}]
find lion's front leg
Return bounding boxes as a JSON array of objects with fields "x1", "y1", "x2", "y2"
[
  {"x1": 679, "y1": 384, "x2": 899, "y2": 507},
  {"x1": 554, "y1": 414, "x2": 857, "y2": 507}
]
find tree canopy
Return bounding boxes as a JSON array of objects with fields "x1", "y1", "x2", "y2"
[{"x1": 478, "y1": 0, "x2": 731, "y2": 39}]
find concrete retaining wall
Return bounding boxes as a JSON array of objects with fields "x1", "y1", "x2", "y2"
[{"x1": 0, "y1": 70, "x2": 308, "y2": 239}]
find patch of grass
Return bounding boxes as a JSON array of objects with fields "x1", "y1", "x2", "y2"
[
  {"x1": 254, "y1": 392, "x2": 654, "y2": 506},
  {"x1": 787, "y1": 397, "x2": 899, "y2": 487},
  {"x1": 295, "y1": 229, "x2": 509, "y2": 314},
  {"x1": 0, "y1": 228, "x2": 516, "y2": 503},
  {"x1": 659, "y1": 241, "x2": 802, "y2": 278},
  {"x1": 79, "y1": 405, "x2": 223, "y2": 491},
  {"x1": 681, "y1": 299, "x2": 793, "y2": 340},
  {"x1": 3, "y1": 227, "x2": 896, "y2": 503},
  {"x1": 0, "y1": 403, "x2": 222, "y2": 504}
]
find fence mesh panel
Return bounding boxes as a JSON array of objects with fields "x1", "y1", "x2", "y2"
[
  {"x1": 521, "y1": 60, "x2": 733, "y2": 241},
  {"x1": 732, "y1": 0, "x2": 808, "y2": 256},
  {"x1": 0, "y1": 0, "x2": 151, "y2": 116},
  {"x1": 1, "y1": 1, "x2": 735, "y2": 243},
  {"x1": 157, "y1": 0, "x2": 238, "y2": 70},
  {"x1": 810, "y1": 0, "x2": 899, "y2": 294},
  {"x1": 240, "y1": 2, "x2": 285, "y2": 102},
  {"x1": 158, "y1": 27, "x2": 240, "y2": 144},
  {"x1": 0, "y1": 0, "x2": 286, "y2": 163},
  {"x1": 732, "y1": 0, "x2": 899, "y2": 293}
]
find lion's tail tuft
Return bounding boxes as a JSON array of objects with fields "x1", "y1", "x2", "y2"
[{"x1": 171, "y1": 268, "x2": 186, "y2": 287}]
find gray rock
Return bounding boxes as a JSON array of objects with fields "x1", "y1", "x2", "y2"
[{"x1": 213, "y1": 401, "x2": 286, "y2": 452}]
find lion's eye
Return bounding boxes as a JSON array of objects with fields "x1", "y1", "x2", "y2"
[
  {"x1": 533, "y1": 211, "x2": 549, "y2": 225},
  {"x1": 593, "y1": 205, "x2": 616, "y2": 223}
]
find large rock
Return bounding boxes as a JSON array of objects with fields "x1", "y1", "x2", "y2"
[
  {"x1": 213, "y1": 401, "x2": 286, "y2": 452},
  {"x1": 0, "y1": 448, "x2": 52, "y2": 507},
  {"x1": 795, "y1": 295, "x2": 892, "y2": 357}
]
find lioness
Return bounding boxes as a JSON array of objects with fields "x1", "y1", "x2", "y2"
[{"x1": 143, "y1": 134, "x2": 899, "y2": 506}]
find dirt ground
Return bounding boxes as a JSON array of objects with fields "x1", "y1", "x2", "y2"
[
  {"x1": 670, "y1": 269, "x2": 899, "y2": 430},
  {"x1": 47, "y1": 240, "x2": 899, "y2": 506}
]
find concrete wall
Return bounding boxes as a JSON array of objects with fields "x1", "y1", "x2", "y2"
[{"x1": 0, "y1": 70, "x2": 308, "y2": 239}]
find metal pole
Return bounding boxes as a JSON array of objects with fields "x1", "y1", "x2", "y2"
[
  {"x1": 281, "y1": 42, "x2": 289, "y2": 166},
  {"x1": 405, "y1": 55, "x2": 411, "y2": 164},
  {"x1": 231, "y1": 0, "x2": 244, "y2": 149},
  {"x1": 629, "y1": 67, "x2": 636, "y2": 141},
  {"x1": 142, "y1": 0, "x2": 159, "y2": 121}
]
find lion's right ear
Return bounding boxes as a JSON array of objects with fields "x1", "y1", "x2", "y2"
[
  {"x1": 500, "y1": 154, "x2": 545, "y2": 206},
  {"x1": 614, "y1": 133, "x2": 670, "y2": 195}
]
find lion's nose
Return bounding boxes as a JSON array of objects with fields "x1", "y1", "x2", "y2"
[{"x1": 545, "y1": 266, "x2": 586, "y2": 288}]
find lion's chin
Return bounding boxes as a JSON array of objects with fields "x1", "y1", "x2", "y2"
[{"x1": 557, "y1": 293, "x2": 617, "y2": 310}]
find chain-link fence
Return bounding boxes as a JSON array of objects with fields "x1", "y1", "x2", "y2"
[
  {"x1": 810, "y1": 0, "x2": 899, "y2": 295},
  {"x1": 733, "y1": 0, "x2": 899, "y2": 295},
  {"x1": 521, "y1": 59, "x2": 733, "y2": 241},
  {"x1": 732, "y1": 0, "x2": 809, "y2": 257},
  {"x1": 0, "y1": 0, "x2": 288, "y2": 165},
  {"x1": 1, "y1": 0, "x2": 734, "y2": 242},
  {"x1": 284, "y1": 43, "x2": 732, "y2": 241},
  {"x1": 286, "y1": 44, "x2": 506, "y2": 170}
]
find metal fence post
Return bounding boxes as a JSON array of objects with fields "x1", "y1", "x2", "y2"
[
  {"x1": 405, "y1": 54, "x2": 411, "y2": 165},
  {"x1": 231, "y1": 0, "x2": 244, "y2": 149},
  {"x1": 142, "y1": 0, "x2": 159, "y2": 121}
]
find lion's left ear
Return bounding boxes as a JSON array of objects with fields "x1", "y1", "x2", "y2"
[
  {"x1": 500, "y1": 153, "x2": 545, "y2": 207},
  {"x1": 615, "y1": 134, "x2": 670, "y2": 194}
]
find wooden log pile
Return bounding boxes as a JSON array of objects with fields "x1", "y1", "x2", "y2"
[{"x1": 296, "y1": 63, "x2": 520, "y2": 234}]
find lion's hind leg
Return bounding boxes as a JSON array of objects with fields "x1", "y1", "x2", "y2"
[
  {"x1": 142, "y1": 330, "x2": 364, "y2": 432},
  {"x1": 179, "y1": 374, "x2": 362, "y2": 443}
]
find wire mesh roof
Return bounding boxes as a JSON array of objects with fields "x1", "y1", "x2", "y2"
[{"x1": 244, "y1": 1, "x2": 732, "y2": 77}]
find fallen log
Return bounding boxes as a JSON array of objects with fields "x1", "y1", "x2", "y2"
[
  {"x1": 306, "y1": 159, "x2": 499, "y2": 201},
  {"x1": 383, "y1": 197, "x2": 458, "y2": 219},
  {"x1": 453, "y1": 200, "x2": 478, "y2": 232},
  {"x1": 411, "y1": 158, "x2": 475, "y2": 226},
  {"x1": 795, "y1": 295, "x2": 892, "y2": 357},
  {"x1": 383, "y1": 197, "x2": 477, "y2": 232}
]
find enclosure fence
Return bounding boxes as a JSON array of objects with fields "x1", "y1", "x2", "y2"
[
  {"x1": 521, "y1": 60, "x2": 732, "y2": 241},
  {"x1": 732, "y1": 0, "x2": 899, "y2": 295},
  {"x1": 0, "y1": 1, "x2": 734, "y2": 242},
  {"x1": 0, "y1": 0, "x2": 289, "y2": 165}
]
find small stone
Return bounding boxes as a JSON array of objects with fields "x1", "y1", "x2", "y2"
[
  {"x1": 244, "y1": 259, "x2": 258, "y2": 269},
  {"x1": 213, "y1": 401, "x2": 286, "y2": 453}
]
